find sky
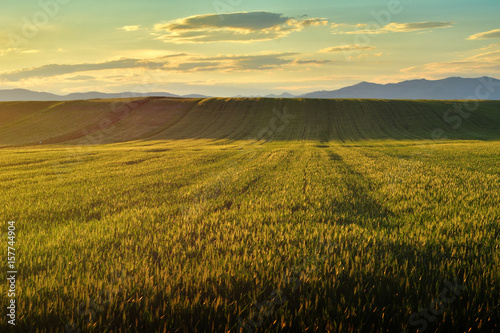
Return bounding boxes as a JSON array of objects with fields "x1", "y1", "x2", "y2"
[{"x1": 1, "y1": 0, "x2": 500, "y2": 96}]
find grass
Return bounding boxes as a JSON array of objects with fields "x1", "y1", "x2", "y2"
[
  {"x1": 0, "y1": 98, "x2": 499, "y2": 332},
  {"x1": 1, "y1": 98, "x2": 500, "y2": 145}
]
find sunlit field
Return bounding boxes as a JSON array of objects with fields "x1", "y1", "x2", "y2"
[{"x1": 0, "y1": 98, "x2": 499, "y2": 332}]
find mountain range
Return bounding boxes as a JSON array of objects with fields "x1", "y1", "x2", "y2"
[
  {"x1": 300, "y1": 77, "x2": 500, "y2": 100},
  {"x1": 1, "y1": 77, "x2": 499, "y2": 101},
  {"x1": 0, "y1": 90, "x2": 209, "y2": 102}
]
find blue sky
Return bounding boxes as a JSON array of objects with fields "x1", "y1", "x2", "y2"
[{"x1": 1, "y1": 0, "x2": 499, "y2": 96}]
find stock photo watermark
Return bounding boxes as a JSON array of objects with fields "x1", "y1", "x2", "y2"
[
  {"x1": 6, "y1": 221, "x2": 17, "y2": 326},
  {"x1": 213, "y1": 0, "x2": 243, "y2": 18},
  {"x1": 8, "y1": 0, "x2": 74, "y2": 51},
  {"x1": 388, "y1": 76, "x2": 500, "y2": 190},
  {"x1": 342, "y1": 0, "x2": 404, "y2": 61},
  {"x1": 51, "y1": 68, "x2": 166, "y2": 180},
  {"x1": 433, "y1": 76, "x2": 500, "y2": 139},
  {"x1": 254, "y1": 105, "x2": 295, "y2": 143},
  {"x1": 402, "y1": 278, "x2": 466, "y2": 333}
]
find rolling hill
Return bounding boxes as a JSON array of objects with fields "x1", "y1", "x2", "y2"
[{"x1": 0, "y1": 97, "x2": 499, "y2": 146}]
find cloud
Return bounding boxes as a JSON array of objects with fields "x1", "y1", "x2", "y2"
[
  {"x1": 65, "y1": 75, "x2": 96, "y2": 81},
  {"x1": 157, "y1": 12, "x2": 289, "y2": 31},
  {"x1": 120, "y1": 25, "x2": 141, "y2": 32},
  {"x1": 167, "y1": 53, "x2": 314, "y2": 71},
  {"x1": 154, "y1": 11, "x2": 328, "y2": 43},
  {"x1": 330, "y1": 23, "x2": 345, "y2": 28},
  {"x1": 0, "y1": 48, "x2": 18, "y2": 56},
  {"x1": 384, "y1": 22, "x2": 454, "y2": 32},
  {"x1": 229, "y1": 55, "x2": 291, "y2": 70},
  {"x1": 0, "y1": 48, "x2": 39, "y2": 56},
  {"x1": 295, "y1": 18, "x2": 329, "y2": 28},
  {"x1": 400, "y1": 43, "x2": 500, "y2": 77},
  {"x1": 200, "y1": 53, "x2": 298, "y2": 70},
  {"x1": 354, "y1": 52, "x2": 383, "y2": 60},
  {"x1": 21, "y1": 50, "x2": 40, "y2": 54},
  {"x1": 156, "y1": 53, "x2": 188, "y2": 59},
  {"x1": 478, "y1": 42, "x2": 500, "y2": 51},
  {"x1": 468, "y1": 29, "x2": 500, "y2": 40},
  {"x1": 292, "y1": 59, "x2": 332, "y2": 65},
  {"x1": 166, "y1": 61, "x2": 223, "y2": 72},
  {"x1": 335, "y1": 21, "x2": 454, "y2": 35},
  {"x1": 0, "y1": 58, "x2": 167, "y2": 81},
  {"x1": 320, "y1": 44, "x2": 376, "y2": 53},
  {"x1": 0, "y1": 52, "x2": 332, "y2": 81}
]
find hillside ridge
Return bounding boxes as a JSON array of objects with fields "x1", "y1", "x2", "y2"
[{"x1": 0, "y1": 97, "x2": 499, "y2": 146}]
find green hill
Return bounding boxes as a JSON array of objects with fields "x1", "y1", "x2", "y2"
[{"x1": 1, "y1": 97, "x2": 499, "y2": 146}]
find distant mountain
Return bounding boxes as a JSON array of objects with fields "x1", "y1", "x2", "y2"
[
  {"x1": 265, "y1": 92, "x2": 297, "y2": 98},
  {"x1": 233, "y1": 92, "x2": 297, "y2": 98},
  {"x1": 182, "y1": 94, "x2": 211, "y2": 98},
  {"x1": 301, "y1": 77, "x2": 500, "y2": 100},
  {"x1": 0, "y1": 89, "x2": 61, "y2": 101},
  {"x1": 63, "y1": 91, "x2": 180, "y2": 100},
  {"x1": 234, "y1": 95, "x2": 262, "y2": 98},
  {"x1": 0, "y1": 89, "x2": 209, "y2": 101},
  {"x1": 2, "y1": 77, "x2": 499, "y2": 101}
]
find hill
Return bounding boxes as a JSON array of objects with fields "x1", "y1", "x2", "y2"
[
  {"x1": 301, "y1": 77, "x2": 500, "y2": 100},
  {"x1": 0, "y1": 97, "x2": 499, "y2": 146},
  {"x1": 0, "y1": 89, "x2": 210, "y2": 101},
  {"x1": 3, "y1": 77, "x2": 500, "y2": 101}
]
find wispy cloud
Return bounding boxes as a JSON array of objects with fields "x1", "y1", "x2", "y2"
[
  {"x1": 335, "y1": 21, "x2": 454, "y2": 35},
  {"x1": 0, "y1": 52, "x2": 331, "y2": 81},
  {"x1": 153, "y1": 11, "x2": 328, "y2": 43},
  {"x1": 478, "y1": 42, "x2": 500, "y2": 51},
  {"x1": 158, "y1": 12, "x2": 289, "y2": 31},
  {"x1": 120, "y1": 25, "x2": 141, "y2": 32},
  {"x1": 401, "y1": 43, "x2": 500, "y2": 76},
  {"x1": 0, "y1": 48, "x2": 19, "y2": 56},
  {"x1": 384, "y1": 22, "x2": 454, "y2": 32},
  {"x1": 0, "y1": 58, "x2": 171, "y2": 81},
  {"x1": 169, "y1": 53, "x2": 330, "y2": 71},
  {"x1": 292, "y1": 59, "x2": 332, "y2": 65},
  {"x1": 468, "y1": 28, "x2": 500, "y2": 40},
  {"x1": 201, "y1": 53, "x2": 297, "y2": 70},
  {"x1": 319, "y1": 44, "x2": 376, "y2": 53},
  {"x1": 352, "y1": 52, "x2": 383, "y2": 60},
  {"x1": 21, "y1": 50, "x2": 40, "y2": 54},
  {"x1": 0, "y1": 48, "x2": 40, "y2": 56},
  {"x1": 65, "y1": 75, "x2": 96, "y2": 81}
]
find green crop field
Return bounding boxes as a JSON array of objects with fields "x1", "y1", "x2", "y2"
[{"x1": 0, "y1": 98, "x2": 499, "y2": 332}]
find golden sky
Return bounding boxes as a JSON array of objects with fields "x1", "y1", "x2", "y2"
[{"x1": 1, "y1": 0, "x2": 499, "y2": 96}]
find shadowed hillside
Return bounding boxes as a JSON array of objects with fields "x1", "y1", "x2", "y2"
[{"x1": 1, "y1": 97, "x2": 499, "y2": 145}]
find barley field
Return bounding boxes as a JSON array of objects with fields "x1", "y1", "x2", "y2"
[{"x1": 0, "y1": 98, "x2": 499, "y2": 332}]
